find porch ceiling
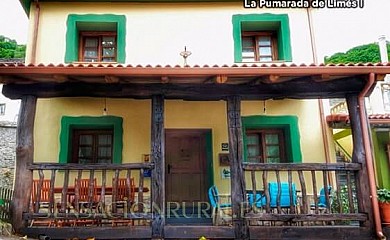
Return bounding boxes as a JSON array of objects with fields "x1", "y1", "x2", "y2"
[{"x1": 1, "y1": 63, "x2": 390, "y2": 100}]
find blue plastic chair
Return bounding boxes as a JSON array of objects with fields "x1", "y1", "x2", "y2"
[
  {"x1": 313, "y1": 186, "x2": 332, "y2": 209},
  {"x1": 268, "y1": 182, "x2": 297, "y2": 208},
  {"x1": 208, "y1": 185, "x2": 231, "y2": 225},
  {"x1": 247, "y1": 191, "x2": 266, "y2": 208}
]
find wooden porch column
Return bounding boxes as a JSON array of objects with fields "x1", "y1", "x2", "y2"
[
  {"x1": 11, "y1": 95, "x2": 37, "y2": 233},
  {"x1": 226, "y1": 96, "x2": 248, "y2": 239},
  {"x1": 346, "y1": 94, "x2": 374, "y2": 229},
  {"x1": 151, "y1": 95, "x2": 165, "y2": 239}
]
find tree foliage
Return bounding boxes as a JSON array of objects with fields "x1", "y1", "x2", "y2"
[
  {"x1": 324, "y1": 43, "x2": 390, "y2": 64},
  {"x1": 0, "y1": 35, "x2": 26, "y2": 59}
]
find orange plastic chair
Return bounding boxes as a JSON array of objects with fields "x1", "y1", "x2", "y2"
[
  {"x1": 111, "y1": 177, "x2": 135, "y2": 226},
  {"x1": 30, "y1": 179, "x2": 54, "y2": 226}
]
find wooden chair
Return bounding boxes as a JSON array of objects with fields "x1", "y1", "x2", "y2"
[
  {"x1": 30, "y1": 179, "x2": 54, "y2": 226},
  {"x1": 111, "y1": 177, "x2": 135, "y2": 226}
]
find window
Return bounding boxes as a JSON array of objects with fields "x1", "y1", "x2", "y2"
[
  {"x1": 0, "y1": 104, "x2": 5, "y2": 115},
  {"x1": 59, "y1": 116, "x2": 123, "y2": 164},
  {"x1": 242, "y1": 32, "x2": 278, "y2": 62},
  {"x1": 242, "y1": 115, "x2": 302, "y2": 163},
  {"x1": 381, "y1": 83, "x2": 390, "y2": 112},
  {"x1": 65, "y1": 14, "x2": 126, "y2": 63},
  {"x1": 232, "y1": 14, "x2": 292, "y2": 62},
  {"x1": 79, "y1": 32, "x2": 117, "y2": 62},
  {"x1": 71, "y1": 129, "x2": 113, "y2": 164},
  {"x1": 246, "y1": 129, "x2": 285, "y2": 163}
]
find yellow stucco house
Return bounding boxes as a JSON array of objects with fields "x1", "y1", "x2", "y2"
[{"x1": 0, "y1": 0, "x2": 390, "y2": 239}]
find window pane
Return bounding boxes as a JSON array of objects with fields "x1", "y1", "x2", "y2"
[
  {"x1": 266, "y1": 157, "x2": 280, "y2": 163},
  {"x1": 79, "y1": 147, "x2": 92, "y2": 157},
  {"x1": 266, "y1": 146, "x2": 280, "y2": 157},
  {"x1": 265, "y1": 134, "x2": 279, "y2": 144},
  {"x1": 98, "y1": 134, "x2": 112, "y2": 145},
  {"x1": 259, "y1": 56, "x2": 273, "y2": 62},
  {"x1": 78, "y1": 158, "x2": 91, "y2": 164},
  {"x1": 98, "y1": 147, "x2": 112, "y2": 157},
  {"x1": 242, "y1": 37, "x2": 254, "y2": 48},
  {"x1": 242, "y1": 49, "x2": 255, "y2": 58},
  {"x1": 259, "y1": 46, "x2": 272, "y2": 56},
  {"x1": 102, "y1": 57, "x2": 116, "y2": 62},
  {"x1": 102, "y1": 47, "x2": 115, "y2": 57},
  {"x1": 102, "y1": 37, "x2": 115, "y2": 47},
  {"x1": 97, "y1": 158, "x2": 111, "y2": 164},
  {"x1": 85, "y1": 37, "x2": 98, "y2": 47},
  {"x1": 80, "y1": 135, "x2": 93, "y2": 145},
  {"x1": 247, "y1": 135, "x2": 259, "y2": 145},
  {"x1": 258, "y1": 36, "x2": 271, "y2": 46},
  {"x1": 247, "y1": 146, "x2": 260, "y2": 158}
]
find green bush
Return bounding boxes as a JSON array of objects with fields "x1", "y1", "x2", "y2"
[
  {"x1": 331, "y1": 185, "x2": 358, "y2": 214},
  {"x1": 377, "y1": 188, "x2": 390, "y2": 203}
]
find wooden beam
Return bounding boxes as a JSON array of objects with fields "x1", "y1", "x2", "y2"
[
  {"x1": 249, "y1": 226, "x2": 373, "y2": 240},
  {"x1": 216, "y1": 75, "x2": 228, "y2": 84},
  {"x1": 12, "y1": 95, "x2": 37, "y2": 233},
  {"x1": 2, "y1": 79, "x2": 365, "y2": 100},
  {"x1": 151, "y1": 95, "x2": 165, "y2": 239},
  {"x1": 53, "y1": 74, "x2": 68, "y2": 83},
  {"x1": 249, "y1": 76, "x2": 265, "y2": 85},
  {"x1": 376, "y1": 74, "x2": 386, "y2": 81},
  {"x1": 226, "y1": 96, "x2": 248, "y2": 239},
  {"x1": 164, "y1": 226, "x2": 234, "y2": 239},
  {"x1": 22, "y1": 226, "x2": 151, "y2": 239},
  {"x1": 311, "y1": 74, "x2": 331, "y2": 82},
  {"x1": 105, "y1": 75, "x2": 119, "y2": 83},
  {"x1": 346, "y1": 94, "x2": 374, "y2": 230},
  {"x1": 161, "y1": 76, "x2": 170, "y2": 84}
]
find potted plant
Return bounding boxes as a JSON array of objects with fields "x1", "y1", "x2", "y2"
[{"x1": 377, "y1": 188, "x2": 390, "y2": 223}]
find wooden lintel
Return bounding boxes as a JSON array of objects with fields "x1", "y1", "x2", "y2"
[
  {"x1": 161, "y1": 76, "x2": 170, "y2": 83},
  {"x1": 105, "y1": 75, "x2": 119, "y2": 83},
  {"x1": 216, "y1": 75, "x2": 228, "y2": 84},
  {"x1": 53, "y1": 74, "x2": 68, "y2": 83}
]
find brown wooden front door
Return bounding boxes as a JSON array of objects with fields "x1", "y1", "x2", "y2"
[{"x1": 165, "y1": 129, "x2": 209, "y2": 204}]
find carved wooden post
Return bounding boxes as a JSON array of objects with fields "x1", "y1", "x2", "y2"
[
  {"x1": 346, "y1": 94, "x2": 373, "y2": 229},
  {"x1": 227, "y1": 96, "x2": 248, "y2": 239},
  {"x1": 151, "y1": 95, "x2": 165, "y2": 239},
  {"x1": 12, "y1": 95, "x2": 37, "y2": 233}
]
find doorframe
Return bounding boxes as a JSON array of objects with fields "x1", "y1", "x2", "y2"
[{"x1": 164, "y1": 128, "x2": 214, "y2": 201}]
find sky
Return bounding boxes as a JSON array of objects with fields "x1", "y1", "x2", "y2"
[{"x1": 0, "y1": 0, "x2": 389, "y2": 62}]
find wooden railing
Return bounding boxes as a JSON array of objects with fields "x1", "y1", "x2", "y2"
[
  {"x1": 243, "y1": 163, "x2": 366, "y2": 226},
  {"x1": 0, "y1": 187, "x2": 13, "y2": 222},
  {"x1": 24, "y1": 163, "x2": 153, "y2": 226}
]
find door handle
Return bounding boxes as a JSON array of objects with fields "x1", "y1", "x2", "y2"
[{"x1": 167, "y1": 164, "x2": 172, "y2": 174}]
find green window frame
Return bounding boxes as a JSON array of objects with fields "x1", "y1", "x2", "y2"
[
  {"x1": 242, "y1": 115, "x2": 302, "y2": 163},
  {"x1": 59, "y1": 116, "x2": 123, "y2": 164},
  {"x1": 232, "y1": 13, "x2": 292, "y2": 62},
  {"x1": 65, "y1": 14, "x2": 126, "y2": 63}
]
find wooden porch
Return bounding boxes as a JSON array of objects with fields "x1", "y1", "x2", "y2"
[
  {"x1": 22, "y1": 162, "x2": 372, "y2": 239},
  {"x1": 2, "y1": 63, "x2": 390, "y2": 239}
]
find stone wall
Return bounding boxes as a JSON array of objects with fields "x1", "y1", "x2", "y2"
[{"x1": 0, "y1": 122, "x2": 16, "y2": 189}]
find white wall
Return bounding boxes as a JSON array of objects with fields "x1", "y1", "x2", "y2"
[
  {"x1": 27, "y1": 2, "x2": 314, "y2": 65},
  {"x1": 0, "y1": 85, "x2": 20, "y2": 123}
]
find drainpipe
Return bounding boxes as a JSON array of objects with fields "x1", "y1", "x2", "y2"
[
  {"x1": 358, "y1": 72, "x2": 385, "y2": 240},
  {"x1": 30, "y1": 0, "x2": 40, "y2": 64},
  {"x1": 306, "y1": 6, "x2": 333, "y2": 183}
]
